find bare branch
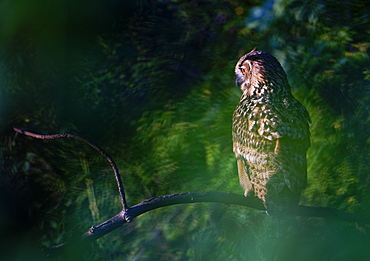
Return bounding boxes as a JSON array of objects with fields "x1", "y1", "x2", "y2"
[
  {"x1": 13, "y1": 127, "x2": 370, "y2": 258},
  {"x1": 47, "y1": 191, "x2": 264, "y2": 256},
  {"x1": 79, "y1": 192, "x2": 370, "y2": 242},
  {"x1": 13, "y1": 127, "x2": 129, "y2": 210},
  {"x1": 46, "y1": 191, "x2": 370, "y2": 257}
]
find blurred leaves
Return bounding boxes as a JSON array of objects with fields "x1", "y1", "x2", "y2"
[{"x1": 1, "y1": 0, "x2": 370, "y2": 260}]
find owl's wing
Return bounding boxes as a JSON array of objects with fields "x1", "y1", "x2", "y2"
[
  {"x1": 235, "y1": 154, "x2": 253, "y2": 196},
  {"x1": 232, "y1": 105, "x2": 255, "y2": 196},
  {"x1": 232, "y1": 98, "x2": 310, "y2": 198},
  {"x1": 266, "y1": 100, "x2": 311, "y2": 195}
]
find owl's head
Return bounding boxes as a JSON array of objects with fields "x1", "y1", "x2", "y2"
[{"x1": 235, "y1": 49, "x2": 290, "y2": 96}]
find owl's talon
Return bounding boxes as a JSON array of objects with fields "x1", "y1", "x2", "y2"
[{"x1": 122, "y1": 211, "x2": 133, "y2": 223}]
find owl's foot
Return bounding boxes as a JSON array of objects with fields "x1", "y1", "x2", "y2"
[{"x1": 122, "y1": 211, "x2": 133, "y2": 223}]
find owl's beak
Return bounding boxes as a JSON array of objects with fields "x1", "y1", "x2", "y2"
[{"x1": 235, "y1": 75, "x2": 244, "y2": 88}]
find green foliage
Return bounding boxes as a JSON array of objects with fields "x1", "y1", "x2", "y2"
[{"x1": 1, "y1": 0, "x2": 370, "y2": 260}]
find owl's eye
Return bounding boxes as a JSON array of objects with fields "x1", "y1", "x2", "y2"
[{"x1": 240, "y1": 67, "x2": 246, "y2": 75}]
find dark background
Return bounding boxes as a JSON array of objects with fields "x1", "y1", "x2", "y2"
[{"x1": 1, "y1": 0, "x2": 369, "y2": 260}]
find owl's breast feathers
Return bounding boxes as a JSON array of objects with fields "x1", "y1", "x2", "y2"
[{"x1": 232, "y1": 93, "x2": 310, "y2": 205}]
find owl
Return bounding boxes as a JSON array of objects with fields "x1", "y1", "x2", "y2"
[{"x1": 232, "y1": 49, "x2": 310, "y2": 214}]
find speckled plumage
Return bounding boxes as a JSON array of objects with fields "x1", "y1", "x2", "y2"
[{"x1": 232, "y1": 50, "x2": 310, "y2": 213}]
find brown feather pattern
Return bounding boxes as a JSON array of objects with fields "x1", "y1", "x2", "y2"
[{"x1": 232, "y1": 50, "x2": 310, "y2": 213}]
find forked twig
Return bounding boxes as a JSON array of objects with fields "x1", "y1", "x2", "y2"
[
  {"x1": 13, "y1": 127, "x2": 129, "y2": 211},
  {"x1": 13, "y1": 127, "x2": 370, "y2": 258},
  {"x1": 46, "y1": 191, "x2": 370, "y2": 257}
]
